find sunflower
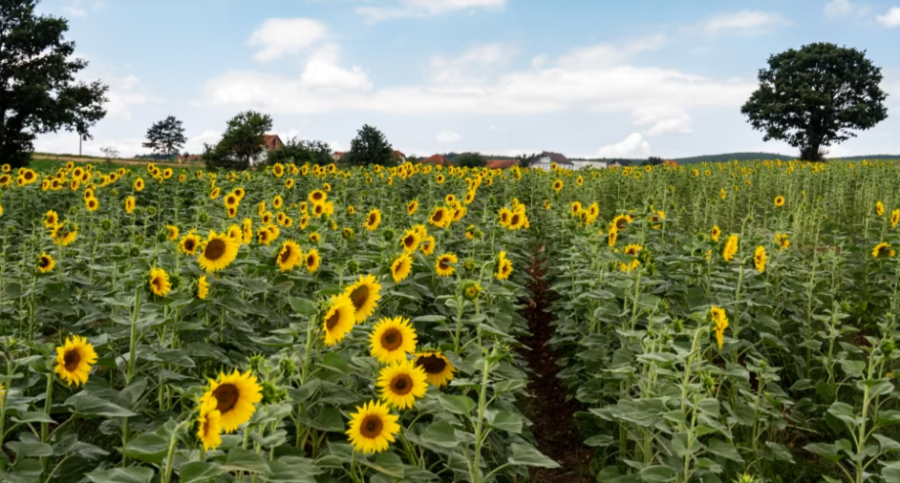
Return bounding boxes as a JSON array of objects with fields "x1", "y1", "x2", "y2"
[
  {"x1": 54, "y1": 335, "x2": 98, "y2": 387},
  {"x1": 774, "y1": 233, "x2": 790, "y2": 250},
  {"x1": 508, "y1": 211, "x2": 526, "y2": 230},
  {"x1": 462, "y1": 281, "x2": 482, "y2": 300},
  {"x1": 498, "y1": 208, "x2": 512, "y2": 227},
  {"x1": 309, "y1": 190, "x2": 327, "y2": 204},
  {"x1": 774, "y1": 195, "x2": 785, "y2": 207},
  {"x1": 370, "y1": 316, "x2": 417, "y2": 364},
  {"x1": 873, "y1": 242, "x2": 896, "y2": 259},
  {"x1": 366, "y1": 209, "x2": 382, "y2": 231},
  {"x1": 51, "y1": 223, "x2": 78, "y2": 246},
  {"x1": 285, "y1": 178, "x2": 295, "y2": 189},
  {"x1": 612, "y1": 214, "x2": 633, "y2": 231},
  {"x1": 429, "y1": 206, "x2": 451, "y2": 228},
  {"x1": 44, "y1": 210, "x2": 59, "y2": 229},
  {"x1": 196, "y1": 396, "x2": 222, "y2": 451},
  {"x1": 226, "y1": 224, "x2": 242, "y2": 240},
  {"x1": 85, "y1": 196, "x2": 99, "y2": 212},
  {"x1": 166, "y1": 224, "x2": 180, "y2": 241},
  {"x1": 322, "y1": 294, "x2": 356, "y2": 346},
  {"x1": 435, "y1": 253, "x2": 457, "y2": 277},
  {"x1": 197, "y1": 276, "x2": 210, "y2": 300},
  {"x1": 273, "y1": 195, "x2": 284, "y2": 210},
  {"x1": 877, "y1": 201, "x2": 885, "y2": 217},
  {"x1": 390, "y1": 253, "x2": 413, "y2": 283},
  {"x1": 198, "y1": 231, "x2": 241, "y2": 273},
  {"x1": 344, "y1": 274, "x2": 382, "y2": 323},
  {"x1": 754, "y1": 245, "x2": 767, "y2": 273},
  {"x1": 553, "y1": 179, "x2": 563, "y2": 192},
  {"x1": 149, "y1": 267, "x2": 171, "y2": 297},
  {"x1": 400, "y1": 229, "x2": 420, "y2": 253},
  {"x1": 420, "y1": 235, "x2": 436, "y2": 256},
  {"x1": 276, "y1": 241, "x2": 303, "y2": 272},
  {"x1": 495, "y1": 251, "x2": 513, "y2": 280},
  {"x1": 623, "y1": 244, "x2": 642, "y2": 256},
  {"x1": 134, "y1": 178, "x2": 145, "y2": 191},
  {"x1": 346, "y1": 400, "x2": 400, "y2": 455},
  {"x1": 723, "y1": 234, "x2": 739, "y2": 262},
  {"x1": 710, "y1": 225, "x2": 721, "y2": 242},
  {"x1": 710, "y1": 306, "x2": 729, "y2": 349},
  {"x1": 309, "y1": 232, "x2": 321, "y2": 243},
  {"x1": 619, "y1": 259, "x2": 640, "y2": 273},
  {"x1": 200, "y1": 370, "x2": 263, "y2": 433},
  {"x1": 377, "y1": 361, "x2": 428, "y2": 410},
  {"x1": 38, "y1": 253, "x2": 55, "y2": 273},
  {"x1": 305, "y1": 248, "x2": 321, "y2": 273},
  {"x1": 414, "y1": 351, "x2": 456, "y2": 387},
  {"x1": 125, "y1": 196, "x2": 136, "y2": 215},
  {"x1": 570, "y1": 201, "x2": 582, "y2": 216}
]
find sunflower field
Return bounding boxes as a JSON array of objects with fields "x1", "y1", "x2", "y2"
[{"x1": 0, "y1": 159, "x2": 899, "y2": 483}]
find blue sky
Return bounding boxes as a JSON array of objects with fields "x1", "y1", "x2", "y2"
[{"x1": 34, "y1": 0, "x2": 900, "y2": 159}]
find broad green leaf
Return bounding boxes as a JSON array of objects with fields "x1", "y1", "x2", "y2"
[
  {"x1": 178, "y1": 461, "x2": 225, "y2": 483},
  {"x1": 6, "y1": 440, "x2": 54, "y2": 458},
  {"x1": 805, "y1": 443, "x2": 843, "y2": 462},
  {"x1": 420, "y1": 421, "x2": 460, "y2": 448},
  {"x1": 639, "y1": 465, "x2": 678, "y2": 482},
  {"x1": 707, "y1": 439, "x2": 744, "y2": 463},
  {"x1": 491, "y1": 411, "x2": 523, "y2": 434},
  {"x1": 86, "y1": 467, "x2": 155, "y2": 483},
  {"x1": 508, "y1": 443, "x2": 560, "y2": 468},
  {"x1": 66, "y1": 393, "x2": 137, "y2": 418},
  {"x1": 438, "y1": 394, "x2": 475, "y2": 415},
  {"x1": 224, "y1": 447, "x2": 271, "y2": 474}
]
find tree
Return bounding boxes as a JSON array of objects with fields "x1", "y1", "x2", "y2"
[
  {"x1": 342, "y1": 124, "x2": 394, "y2": 167},
  {"x1": 203, "y1": 111, "x2": 273, "y2": 170},
  {"x1": 267, "y1": 137, "x2": 333, "y2": 166},
  {"x1": 0, "y1": 0, "x2": 109, "y2": 168},
  {"x1": 99, "y1": 146, "x2": 119, "y2": 164},
  {"x1": 455, "y1": 152, "x2": 486, "y2": 168},
  {"x1": 741, "y1": 43, "x2": 888, "y2": 161},
  {"x1": 143, "y1": 116, "x2": 186, "y2": 160}
]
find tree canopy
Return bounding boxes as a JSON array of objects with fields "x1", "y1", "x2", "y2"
[
  {"x1": 0, "y1": 0, "x2": 109, "y2": 167},
  {"x1": 203, "y1": 111, "x2": 272, "y2": 170},
  {"x1": 342, "y1": 124, "x2": 395, "y2": 167},
  {"x1": 143, "y1": 116, "x2": 187, "y2": 160},
  {"x1": 454, "y1": 152, "x2": 486, "y2": 168},
  {"x1": 741, "y1": 42, "x2": 888, "y2": 161},
  {"x1": 268, "y1": 137, "x2": 333, "y2": 166}
]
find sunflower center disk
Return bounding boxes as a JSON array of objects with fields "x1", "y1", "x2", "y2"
[
  {"x1": 417, "y1": 355, "x2": 446, "y2": 374},
  {"x1": 280, "y1": 249, "x2": 292, "y2": 264},
  {"x1": 205, "y1": 239, "x2": 226, "y2": 260},
  {"x1": 326, "y1": 312, "x2": 341, "y2": 330},
  {"x1": 391, "y1": 375, "x2": 413, "y2": 395},
  {"x1": 213, "y1": 384, "x2": 239, "y2": 412},
  {"x1": 64, "y1": 350, "x2": 81, "y2": 371},
  {"x1": 350, "y1": 286, "x2": 369, "y2": 310},
  {"x1": 361, "y1": 416, "x2": 383, "y2": 438},
  {"x1": 381, "y1": 329, "x2": 402, "y2": 350}
]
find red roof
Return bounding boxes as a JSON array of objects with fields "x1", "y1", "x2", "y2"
[
  {"x1": 422, "y1": 154, "x2": 449, "y2": 166},
  {"x1": 263, "y1": 134, "x2": 284, "y2": 150},
  {"x1": 485, "y1": 159, "x2": 517, "y2": 169},
  {"x1": 394, "y1": 150, "x2": 406, "y2": 158}
]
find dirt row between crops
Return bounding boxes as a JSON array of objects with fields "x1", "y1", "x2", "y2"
[{"x1": 519, "y1": 251, "x2": 593, "y2": 483}]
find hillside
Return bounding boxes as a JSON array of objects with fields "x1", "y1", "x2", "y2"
[{"x1": 674, "y1": 152, "x2": 900, "y2": 164}]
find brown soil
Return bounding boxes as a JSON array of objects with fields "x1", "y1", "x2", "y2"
[{"x1": 519, "y1": 253, "x2": 593, "y2": 483}]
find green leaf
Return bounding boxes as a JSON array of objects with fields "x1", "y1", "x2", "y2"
[
  {"x1": 805, "y1": 443, "x2": 843, "y2": 462},
  {"x1": 224, "y1": 447, "x2": 271, "y2": 474},
  {"x1": 859, "y1": 379, "x2": 895, "y2": 398},
  {"x1": 827, "y1": 402, "x2": 859, "y2": 429},
  {"x1": 491, "y1": 411, "x2": 523, "y2": 434},
  {"x1": 66, "y1": 393, "x2": 137, "y2": 418},
  {"x1": 412, "y1": 315, "x2": 447, "y2": 323},
  {"x1": 584, "y1": 434, "x2": 615, "y2": 447},
  {"x1": 178, "y1": 461, "x2": 225, "y2": 483},
  {"x1": 6, "y1": 440, "x2": 54, "y2": 458},
  {"x1": 707, "y1": 439, "x2": 744, "y2": 463},
  {"x1": 882, "y1": 461, "x2": 900, "y2": 483},
  {"x1": 121, "y1": 432, "x2": 169, "y2": 465},
  {"x1": 437, "y1": 394, "x2": 476, "y2": 415},
  {"x1": 508, "y1": 443, "x2": 560, "y2": 468},
  {"x1": 639, "y1": 465, "x2": 678, "y2": 482},
  {"x1": 86, "y1": 467, "x2": 155, "y2": 483},
  {"x1": 875, "y1": 434, "x2": 900, "y2": 452},
  {"x1": 289, "y1": 297, "x2": 317, "y2": 316},
  {"x1": 420, "y1": 421, "x2": 460, "y2": 448},
  {"x1": 10, "y1": 412, "x2": 55, "y2": 424}
]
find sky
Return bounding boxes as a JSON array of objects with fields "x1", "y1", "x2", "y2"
[{"x1": 32, "y1": 0, "x2": 900, "y2": 159}]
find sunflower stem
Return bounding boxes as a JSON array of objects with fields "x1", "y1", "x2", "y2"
[{"x1": 41, "y1": 371, "x2": 54, "y2": 442}]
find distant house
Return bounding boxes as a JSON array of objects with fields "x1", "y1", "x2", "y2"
[
  {"x1": 249, "y1": 134, "x2": 285, "y2": 166},
  {"x1": 485, "y1": 159, "x2": 518, "y2": 169},
  {"x1": 422, "y1": 154, "x2": 450, "y2": 166},
  {"x1": 332, "y1": 151, "x2": 346, "y2": 162},
  {"x1": 572, "y1": 160, "x2": 608, "y2": 170},
  {"x1": 607, "y1": 159, "x2": 634, "y2": 168},
  {"x1": 529, "y1": 151, "x2": 574, "y2": 171},
  {"x1": 394, "y1": 150, "x2": 407, "y2": 163}
]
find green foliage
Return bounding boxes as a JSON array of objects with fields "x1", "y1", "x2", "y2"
[
  {"x1": 741, "y1": 42, "x2": 889, "y2": 161},
  {"x1": 267, "y1": 137, "x2": 332, "y2": 166},
  {"x1": 203, "y1": 111, "x2": 273, "y2": 170},
  {"x1": 342, "y1": 124, "x2": 395, "y2": 167},
  {"x1": 454, "y1": 152, "x2": 486, "y2": 168},
  {"x1": 142, "y1": 116, "x2": 187, "y2": 160},
  {"x1": 0, "y1": 0, "x2": 109, "y2": 168}
]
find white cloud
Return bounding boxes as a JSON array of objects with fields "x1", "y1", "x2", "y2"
[
  {"x1": 704, "y1": 10, "x2": 790, "y2": 34},
  {"x1": 248, "y1": 18, "x2": 328, "y2": 62},
  {"x1": 62, "y1": 6, "x2": 86, "y2": 17},
  {"x1": 431, "y1": 43, "x2": 512, "y2": 83},
  {"x1": 300, "y1": 44, "x2": 373, "y2": 91},
  {"x1": 824, "y1": 0, "x2": 870, "y2": 18},
  {"x1": 633, "y1": 106, "x2": 693, "y2": 136},
  {"x1": 876, "y1": 7, "x2": 900, "y2": 27},
  {"x1": 357, "y1": 0, "x2": 505, "y2": 22},
  {"x1": 596, "y1": 133, "x2": 651, "y2": 158},
  {"x1": 184, "y1": 130, "x2": 222, "y2": 154},
  {"x1": 436, "y1": 131, "x2": 462, "y2": 143},
  {"x1": 99, "y1": 74, "x2": 161, "y2": 120}
]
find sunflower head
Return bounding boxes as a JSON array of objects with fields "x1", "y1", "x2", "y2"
[
  {"x1": 346, "y1": 400, "x2": 400, "y2": 455},
  {"x1": 197, "y1": 276, "x2": 210, "y2": 300},
  {"x1": 366, "y1": 209, "x2": 382, "y2": 231},
  {"x1": 435, "y1": 253, "x2": 457, "y2": 277},
  {"x1": 149, "y1": 267, "x2": 172, "y2": 297},
  {"x1": 390, "y1": 253, "x2": 413, "y2": 283},
  {"x1": 305, "y1": 248, "x2": 321, "y2": 273},
  {"x1": 370, "y1": 316, "x2": 416, "y2": 363},
  {"x1": 377, "y1": 361, "x2": 428, "y2": 409},
  {"x1": 201, "y1": 370, "x2": 263, "y2": 433},
  {"x1": 322, "y1": 294, "x2": 356, "y2": 346},
  {"x1": 400, "y1": 229, "x2": 420, "y2": 252},
  {"x1": 38, "y1": 253, "x2": 55, "y2": 273},
  {"x1": 754, "y1": 245, "x2": 767, "y2": 273},
  {"x1": 166, "y1": 225, "x2": 180, "y2": 241},
  {"x1": 54, "y1": 335, "x2": 98, "y2": 386},
  {"x1": 198, "y1": 231, "x2": 241, "y2": 273},
  {"x1": 462, "y1": 281, "x2": 481, "y2": 301},
  {"x1": 197, "y1": 393, "x2": 223, "y2": 451},
  {"x1": 774, "y1": 196, "x2": 785, "y2": 207},
  {"x1": 277, "y1": 241, "x2": 303, "y2": 272},
  {"x1": 873, "y1": 242, "x2": 896, "y2": 259}
]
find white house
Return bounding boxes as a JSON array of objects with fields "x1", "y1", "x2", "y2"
[
  {"x1": 249, "y1": 135, "x2": 285, "y2": 167},
  {"x1": 572, "y1": 160, "x2": 608, "y2": 169},
  {"x1": 529, "y1": 151, "x2": 574, "y2": 171}
]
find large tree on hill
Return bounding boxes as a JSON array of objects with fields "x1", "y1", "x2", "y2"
[
  {"x1": 203, "y1": 110, "x2": 272, "y2": 170},
  {"x1": 0, "y1": 0, "x2": 109, "y2": 167},
  {"x1": 741, "y1": 43, "x2": 888, "y2": 162},
  {"x1": 343, "y1": 124, "x2": 395, "y2": 167},
  {"x1": 143, "y1": 116, "x2": 186, "y2": 160}
]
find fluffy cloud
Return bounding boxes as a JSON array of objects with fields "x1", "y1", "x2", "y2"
[
  {"x1": 876, "y1": 7, "x2": 900, "y2": 27},
  {"x1": 357, "y1": 0, "x2": 505, "y2": 22},
  {"x1": 431, "y1": 43, "x2": 511, "y2": 83},
  {"x1": 596, "y1": 133, "x2": 651, "y2": 158},
  {"x1": 704, "y1": 10, "x2": 790, "y2": 34},
  {"x1": 248, "y1": 18, "x2": 328, "y2": 62},
  {"x1": 300, "y1": 45, "x2": 373, "y2": 91},
  {"x1": 436, "y1": 131, "x2": 462, "y2": 143},
  {"x1": 824, "y1": 0, "x2": 870, "y2": 18},
  {"x1": 100, "y1": 74, "x2": 161, "y2": 120}
]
